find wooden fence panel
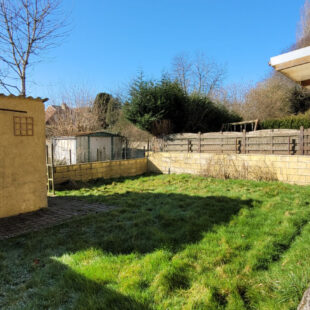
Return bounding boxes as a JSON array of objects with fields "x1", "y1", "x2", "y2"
[{"x1": 150, "y1": 127, "x2": 309, "y2": 156}]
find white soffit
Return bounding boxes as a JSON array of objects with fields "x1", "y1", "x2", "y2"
[
  {"x1": 269, "y1": 46, "x2": 310, "y2": 87},
  {"x1": 270, "y1": 46, "x2": 310, "y2": 67}
]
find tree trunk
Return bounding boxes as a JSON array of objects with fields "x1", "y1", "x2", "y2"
[{"x1": 21, "y1": 74, "x2": 26, "y2": 96}]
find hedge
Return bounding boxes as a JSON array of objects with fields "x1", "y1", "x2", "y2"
[{"x1": 260, "y1": 114, "x2": 310, "y2": 130}]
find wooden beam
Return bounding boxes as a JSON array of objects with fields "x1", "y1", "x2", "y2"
[
  {"x1": 227, "y1": 119, "x2": 258, "y2": 126},
  {"x1": 301, "y1": 79, "x2": 310, "y2": 87}
]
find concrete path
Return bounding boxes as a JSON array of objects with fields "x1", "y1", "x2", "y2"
[
  {"x1": 298, "y1": 287, "x2": 310, "y2": 310},
  {"x1": 0, "y1": 196, "x2": 115, "y2": 240}
]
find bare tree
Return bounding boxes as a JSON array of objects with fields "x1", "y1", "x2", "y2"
[
  {"x1": 213, "y1": 82, "x2": 252, "y2": 117},
  {"x1": 171, "y1": 52, "x2": 226, "y2": 96},
  {"x1": 46, "y1": 86, "x2": 102, "y2": 137},
  {"x1": 241, "y1": 74, "x2": 294, "y2": 120},
  {"x1": 191, "y1": 52, "x2": 226, "y2": 96},
  {"x1": 0, "y1": 0, "x2": 68, "y2": 95},
  {"x1": 46, "y1": 85, "x2": 101, "y2": 137},
  {"x1": 296, "y1": 0, "x2": 310, "y2": 48},
  {"x1": 172, "y1": 53, "x2": 192, "y2": 94}
]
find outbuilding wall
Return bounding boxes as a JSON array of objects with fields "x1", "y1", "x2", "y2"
[
  {"x1": 51, "y1": 135, "x2": 123, "y2": 165},
  {"x1": 89, "y1": 136, "x2": 112, "y2": 161},
  {"x1": 76, "y1": 136, "x2": 88, "y2": 163},
  {"x1": 0, "y1": 96, "x2": 47, "y2": 218},
  {"x1": 53, "y1": 138, "x2": 76, "y2": 165}
]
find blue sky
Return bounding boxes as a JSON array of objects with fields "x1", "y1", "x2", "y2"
[{"x1": 27, "y1": 0, "x2": 306, "y2": 104}]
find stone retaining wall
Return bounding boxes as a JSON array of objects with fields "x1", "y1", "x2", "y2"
[{"x1": 148, "y1": 152, "x2": 310, "y2": 185}]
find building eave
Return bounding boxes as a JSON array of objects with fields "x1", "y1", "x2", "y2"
[{"x1": 269, "y1": 46, "x2": 310, "y2": 89}]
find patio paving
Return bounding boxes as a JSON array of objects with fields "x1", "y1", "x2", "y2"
[{"x1": 0, "y1": 196, "x2": 115, "y2": 240}]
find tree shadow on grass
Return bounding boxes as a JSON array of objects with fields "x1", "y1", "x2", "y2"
[
  {"x1": 0, "y1": 255, "x2": 150, "y2": 310},
  {"x1": 64, "y1": 272, "x2": 150, "y2": 310},
  {"x1": 0, "y1": 191, "x2": 257, "y2": 309},
  {"x1": 55, "y1": 173, "x2": 155, "y2": 190},
  {"x1": 48, "y1": 192, "x2": 256, "y2": 255}
]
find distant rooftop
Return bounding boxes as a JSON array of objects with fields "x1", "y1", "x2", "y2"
[{"x1": 270, "y1": 46, "x2": 310, "y2": 89}]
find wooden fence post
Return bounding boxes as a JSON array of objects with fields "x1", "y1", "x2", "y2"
[
  {"x1": 221, "y1": 131, "x2": 223, "y2": 153},
  {"x1": 51, "y1": 143, "x2": 54, "y2": 166},
  {"x1": 242, "y1": 130, "x2": 246, "y2": 154},
  {"x1": 51, "y1": 142, "x2": 55, "y2": 195},
  {"x1": 300, "y1": 126, "x2": 304, "y2": 155},
  {"x1": 46, "y1": 145, "x2": 49, "y2": 164},
  {"x1": 187, "y1": 139, "x2": 192, "y2": 153},
  {"x1": 124, "y1": 138, "x2": 127, "y2": 159}
]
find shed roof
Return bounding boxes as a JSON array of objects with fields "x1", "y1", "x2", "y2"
[
  {"x1": 75, "y1": 131, "x2": 121, "y2": 137},
  {"x1": 0, "y1": 93, "x2": 49, "y2": 102},
  {"x1": 52, "y1": 131, "x2": 121, "y2": 139},
  {"x1": 269, "y1": 46, "x2": 310, "y2": 88}
]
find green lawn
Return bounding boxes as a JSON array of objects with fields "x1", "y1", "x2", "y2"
[{"x1": 1, "y1": 174, "x2": 310, "y2": 309}]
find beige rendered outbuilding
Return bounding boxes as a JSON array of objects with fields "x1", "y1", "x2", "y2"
[
  {"x1": 0, "y1": 94, "x2": 48, "y2": 218},
  {"x1": 270, "y1": 46, "x2": 310, "y2": 88}
]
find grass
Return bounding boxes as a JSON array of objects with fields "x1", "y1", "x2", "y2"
[{"x1": 1, "y1": 174, "x2": 310, "y2": 309}]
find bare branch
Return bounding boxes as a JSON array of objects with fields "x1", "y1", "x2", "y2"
[
  {"x1": 171, "y1": 52, "x2": 226, "y2": 96},
  {"x1": 297, "y1": 0, "x2": 310, "y2": 48},
  {"x1": 0, "y1": 0, "x2": 69, "y2": 96},
  {"x1": 172, "y1": 53, "x2": 192, "y2": 94},
  {"x1": 0, "y1": 66, "x2": 21, "y2": 93}
]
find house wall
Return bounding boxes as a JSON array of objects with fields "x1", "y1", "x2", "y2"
[
  {"x1": 0, "y1": 96, "x2": 47, "y2": 218},
  {"x1": 53, "y1": 158, "x2": 147, "y2": 184},
  {"x1": 148, "y1": 152, "x2": 310, "y2": 185}
]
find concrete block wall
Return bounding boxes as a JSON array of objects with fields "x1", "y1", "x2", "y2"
[
  {"x1": 53, "y1": 158, "x2": 148, "y2": 184},
  {"x1": 53, "y1": 153, "x2": 310, "y2": 186},
  {"x1": 148, "y1": 152, "x2": 310, "y2": 185}
]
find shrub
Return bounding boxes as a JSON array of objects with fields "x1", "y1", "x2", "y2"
[
  {"x1": 203, "y1": 155, "x2": 278, "y2": 182},
  {"x1": 93, "y1": 92, "x2": 121, "y2": 129},
  {"x1": 260, "y1": 112, "x2": 310, "y2": 129},
  {"x1": 124, "y1": 75, "x2": 242, "y2": 135},
  {"x1": 289, "y1": 87, "x2": 310, "y2": 114},
  {"x1": 124, "y1": 77, "x2": 187, "y2": 135},
  {"x1": 184, "y1": 94, "x2": 241, "y2": 132}
]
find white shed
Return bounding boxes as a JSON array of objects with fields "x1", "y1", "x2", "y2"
[{"x1": 49, "y1": 131, "x2": 123, "y2": 165}]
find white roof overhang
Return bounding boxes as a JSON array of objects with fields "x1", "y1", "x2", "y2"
[{"x1": 269, "y1": 46, "x2": 310, "y2": 88}]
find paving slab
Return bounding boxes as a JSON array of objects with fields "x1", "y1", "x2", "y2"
[{"x1": 0, "y1": 196, "x2": 115, "y2": 240}]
